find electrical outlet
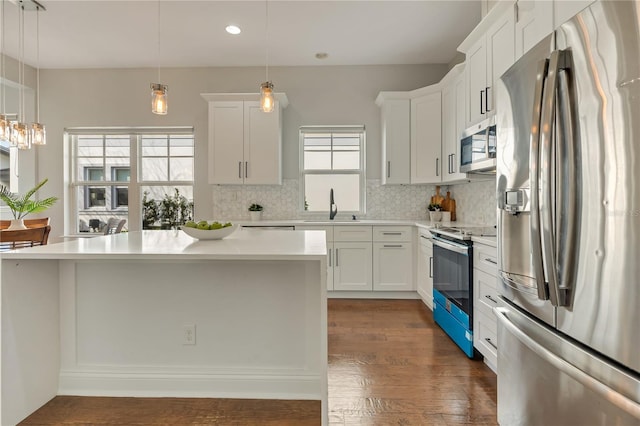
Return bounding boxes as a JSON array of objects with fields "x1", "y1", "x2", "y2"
[{"x1": 183, "y1": 324, "x2": 196, "y2": 345}]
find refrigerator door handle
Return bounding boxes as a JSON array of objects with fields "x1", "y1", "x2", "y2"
[
  {"x1": 495, "y1": 307, "x2": 640, "y2": 419},
  {"x1": 555, "y1": 52, "x2": 577, "y2": 303},
  {"x1": 529, "y1": 58, "x2": 550, "y2": 301},
  {"x1": 540, "y1": 50, "x2": 567, "y2": 307}
]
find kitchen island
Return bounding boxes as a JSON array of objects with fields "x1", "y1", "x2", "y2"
[{"x1": 1, "y1": 229, "x2": 328, "y2": 425}]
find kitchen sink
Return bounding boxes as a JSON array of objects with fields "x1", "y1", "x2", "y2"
[{"x1": 303, "y1": 220, "x2": 360, "y2": 223}]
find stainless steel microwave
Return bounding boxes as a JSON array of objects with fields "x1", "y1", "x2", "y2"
[{"x1": 460, "y1": 117, "x2": 497, "y2": 173}]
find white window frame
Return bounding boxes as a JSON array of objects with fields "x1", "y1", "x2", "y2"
[
  {"x1": 66, "y1": 127, "x2": 194, "y2": 235},
  {"x1": 299, "y1": 125, "x2": 366, "y2": 215}
]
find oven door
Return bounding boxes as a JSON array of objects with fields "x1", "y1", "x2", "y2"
[{"x1": 432, "y1": 236, "x2": 472, "y2": 316}]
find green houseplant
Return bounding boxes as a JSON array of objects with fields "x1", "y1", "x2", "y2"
[
  {"x1": 0, "y1": 178, "x2": 58, "y2": 230},
  {"x1": 428, "y1": 203, "x2": 442, "y2": 222},
  {"x1": 248, "y1": 203, "x2": 263, "y2": 221}
]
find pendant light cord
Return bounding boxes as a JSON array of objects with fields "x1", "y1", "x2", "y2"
[
  {"x1": 19, "y1": 4, "x2": 24, "y2": 122},
  {"x1": 157, "y1": 0, "x2": 161, "y2": 83},
  {"x1": 265, "y1": 0, "x2": 269, "y2": 82},
  {"x1": 36, "y1": 6, "x2": 40, "y2": 122},
  {"x1": 1, "y1": 0, "x2": 5, "y2": 115}
]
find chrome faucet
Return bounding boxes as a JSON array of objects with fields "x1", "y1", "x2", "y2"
[{"x1": 329, "y1": 188, "x2": 338, "y2": 220}]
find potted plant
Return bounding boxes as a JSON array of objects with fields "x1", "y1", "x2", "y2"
[
  {"x1": 248, "y1": 203, "x2": 263, "y2": 221},
  {"x1": 428, "y1": 203, "x2": 442, "y2": 222},
  {"x1": 0, "y1": 178, "x2": 58, "y2": 230}
]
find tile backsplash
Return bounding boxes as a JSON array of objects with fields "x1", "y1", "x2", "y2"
[
  {"x1": 448, "y1": 179, "x2": 497, "y2": 225},
  {"x1": 212, "y1": 178, "x2": 497, "y2": 225}
]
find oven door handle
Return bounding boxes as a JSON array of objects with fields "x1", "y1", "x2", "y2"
[{"x1": 431, "y1": 236, "x2": 470, "y2": 255}]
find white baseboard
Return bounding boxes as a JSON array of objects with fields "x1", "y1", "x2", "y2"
[
  {"x1": 327, "y1": 290, "x2": 419, "y2": 299},
  {"x1": 58, "y1": 371, "x2": 322, "y2": 400}
]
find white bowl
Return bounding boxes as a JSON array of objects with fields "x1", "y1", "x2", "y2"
[{"x1": 181, "y1": 224, "x2": 238, "y2": 240}]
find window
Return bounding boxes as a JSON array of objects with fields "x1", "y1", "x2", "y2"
[
  {"x1": 111, "y1": 167, "x2": 130, "y2": 209},
  {"x1": 84, "y1": 167, "x2": 105, "y2": 208},
  {"x1": 68, "y1": 128, "x2": 194, "y2": 234},
  {"x1": 300, "y1": 126, "x2": 365, "y2": 213}
]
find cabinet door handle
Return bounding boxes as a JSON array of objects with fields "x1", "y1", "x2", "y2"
[
  {"x1": 335, "y1": 249, "x2": 339, "y2": 267},
  {"x1": 451, "y1": 154, "x2": 456, "y2": 173},
  {"x1": 383, "y1": 244, "x2": 403, "y2": 248},
  {"x1": 328, "y1": 248, "x2": 332, "y2": 267},
  {"x1": 485, "y1": 337, "x2": 498, "y2": 350},
  {"x1": 436, "y1": 158, "x2": 440, "y2": 177},
  {"x1": 485, "y1": 257, "x2": 498, "y2": 265},
  {"x1": 485, "y1": 86, "x2": 491, "y2": 112},
  {"x1": 245, "y1": 161, "x2": 248, "y2": 178},
  {"x1": 238, "y1": 161, "x2": 242, "y2": 179},
  {"x1": 387, "y1": 161, "x2": 391, "y2": 178},
  {"x1": 429, "y1": 256, "x2": 433, "y2": 278},
  {"x1": 480, "y1": 89, "x2": 485, "y2": 115},
  {"x1": 485, "y1": 294, "x2": 499, "y2": 304},
  {"x1": 383, "y1": 232, "x2": 402, "y2": 235}
]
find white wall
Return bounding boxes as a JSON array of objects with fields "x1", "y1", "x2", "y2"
[{"x1": 38, "y1": 64, "x2": 448, "y2": 238}]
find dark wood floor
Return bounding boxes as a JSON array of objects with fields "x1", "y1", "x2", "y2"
[{"x1": 20, "y1": 299, "x2": 497, "y2": 425}]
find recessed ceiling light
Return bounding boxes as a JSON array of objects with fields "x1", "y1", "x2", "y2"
[
  {"x1": 226, "y1": 25, "x2": 241, "y2": 35},
  {"x1": 315, "y1": 52, "x2": 329, "y2": 60}
]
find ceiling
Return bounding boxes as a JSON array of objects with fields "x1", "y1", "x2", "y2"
[{"x1": 1, "y1": 1, "x2": 481, "y2": 69}]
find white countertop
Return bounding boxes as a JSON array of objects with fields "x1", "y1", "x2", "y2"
[
  {"x1": 240, "y1": 219, "x2": 423, "y2": 226},
  {"x1": 1, "y1": 229, "x2": 328, "y2": 261}
]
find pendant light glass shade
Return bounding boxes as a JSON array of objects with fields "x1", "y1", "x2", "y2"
[
  {"x1": 13, "y1": 122, "x2": 29, "y2": 150},
  {"x1": 31, "y1": 122, "x2": 46, "y2": 145},
  {"x1": 260, "y1": 81, "x2": 274, "y2": 113},
  {"x1": 0, "y1": 115, "x2": 11, "y2": 142},
  {"x1": 151, "y1": 83, "x2": 168, "y2": 115}
]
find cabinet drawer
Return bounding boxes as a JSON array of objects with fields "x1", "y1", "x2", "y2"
[
  {"x1": 295, "y1": 225, "x2": 334, "y2": 241},
  {"x1": 473, "y1": 242, "x2": 498, "y2": 276},
  {"x1": 475, "y1": 310, "x2": 498, "y2": 359},
  {"x1": 373, "y1": 226, "x2": 412, "y2": 242},
  {"x1": 334, "y1": 226, "x2": 373, "y2": 242},
  {"x1": 475, "y1": 268, "x2": 500, "y2": 318}
]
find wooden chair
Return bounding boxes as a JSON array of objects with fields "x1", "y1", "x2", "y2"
[
  {"x1": 0, "y1": 225, "x2": 51, "y2": 251},
  {"x1": 0, "y1": 217, "x2": 50, "y2": 230},
  {"x1": 103, "y1": 218, "x2": 126, "y2": 235}
]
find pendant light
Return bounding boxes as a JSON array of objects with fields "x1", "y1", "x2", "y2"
[
  {"x1": 151, "y1": 0, "x2": 167, "y2": 115},
  {"x1": 31, "y1": 4, "x2": 45, "y2": 145},
  {"x1": 12, "y1": 3, "x2": 30, "y2": 150},
  {"x1": 259, "y1": 0, "x2": 274, "y2": 113}
]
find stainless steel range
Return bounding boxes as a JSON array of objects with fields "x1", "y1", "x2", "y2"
[
  {"x1": 429, "y1": 226, "x2": 489, "y2": 358},
  {"x1": 431, "y1": 225, "x2": 497, "y2": 240}
]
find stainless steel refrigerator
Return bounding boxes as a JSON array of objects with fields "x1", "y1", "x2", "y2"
[{"x1": 495, "y1": 1, "x2": 640, "y2": 424}]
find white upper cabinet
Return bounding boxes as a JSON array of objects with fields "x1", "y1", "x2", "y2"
[
  {"x1": 459, "y1": 1, "x2": 516, "y2": 126},
  {"x1": 375, "y1": 93, "x2": 411, "y2": 185},
  {"x1": 440, "y1": 64, "x2": 468, "y2": 183},
  {"x1": 411, "y1": 89, "x2": 442, "y2": 184},
  {"x1": 202, "y1": 93, "x2": 288, "y2": 185},
  {"x1": 515, "y1": 0, "x2": 553, "y2": 59}
]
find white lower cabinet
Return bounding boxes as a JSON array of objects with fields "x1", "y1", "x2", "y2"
[
  {"x1": 334, "y1": 242, "x2": 373, "y2": 291},
  {"x1": 297, "y1": 225, "x2": 334, "y2": 290},
  {"x1": 473, "y1": 241, "x2": 499, "y2": 372},
  {"x1": 297, "y1": 225, "x2": 414, "y2": 293},
  {"x1": 373, "y1": 226, "x2": 413, "y2": 291},
  {"x1": 416, "y1": 228, "x2": 433, "y2": 308}
]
